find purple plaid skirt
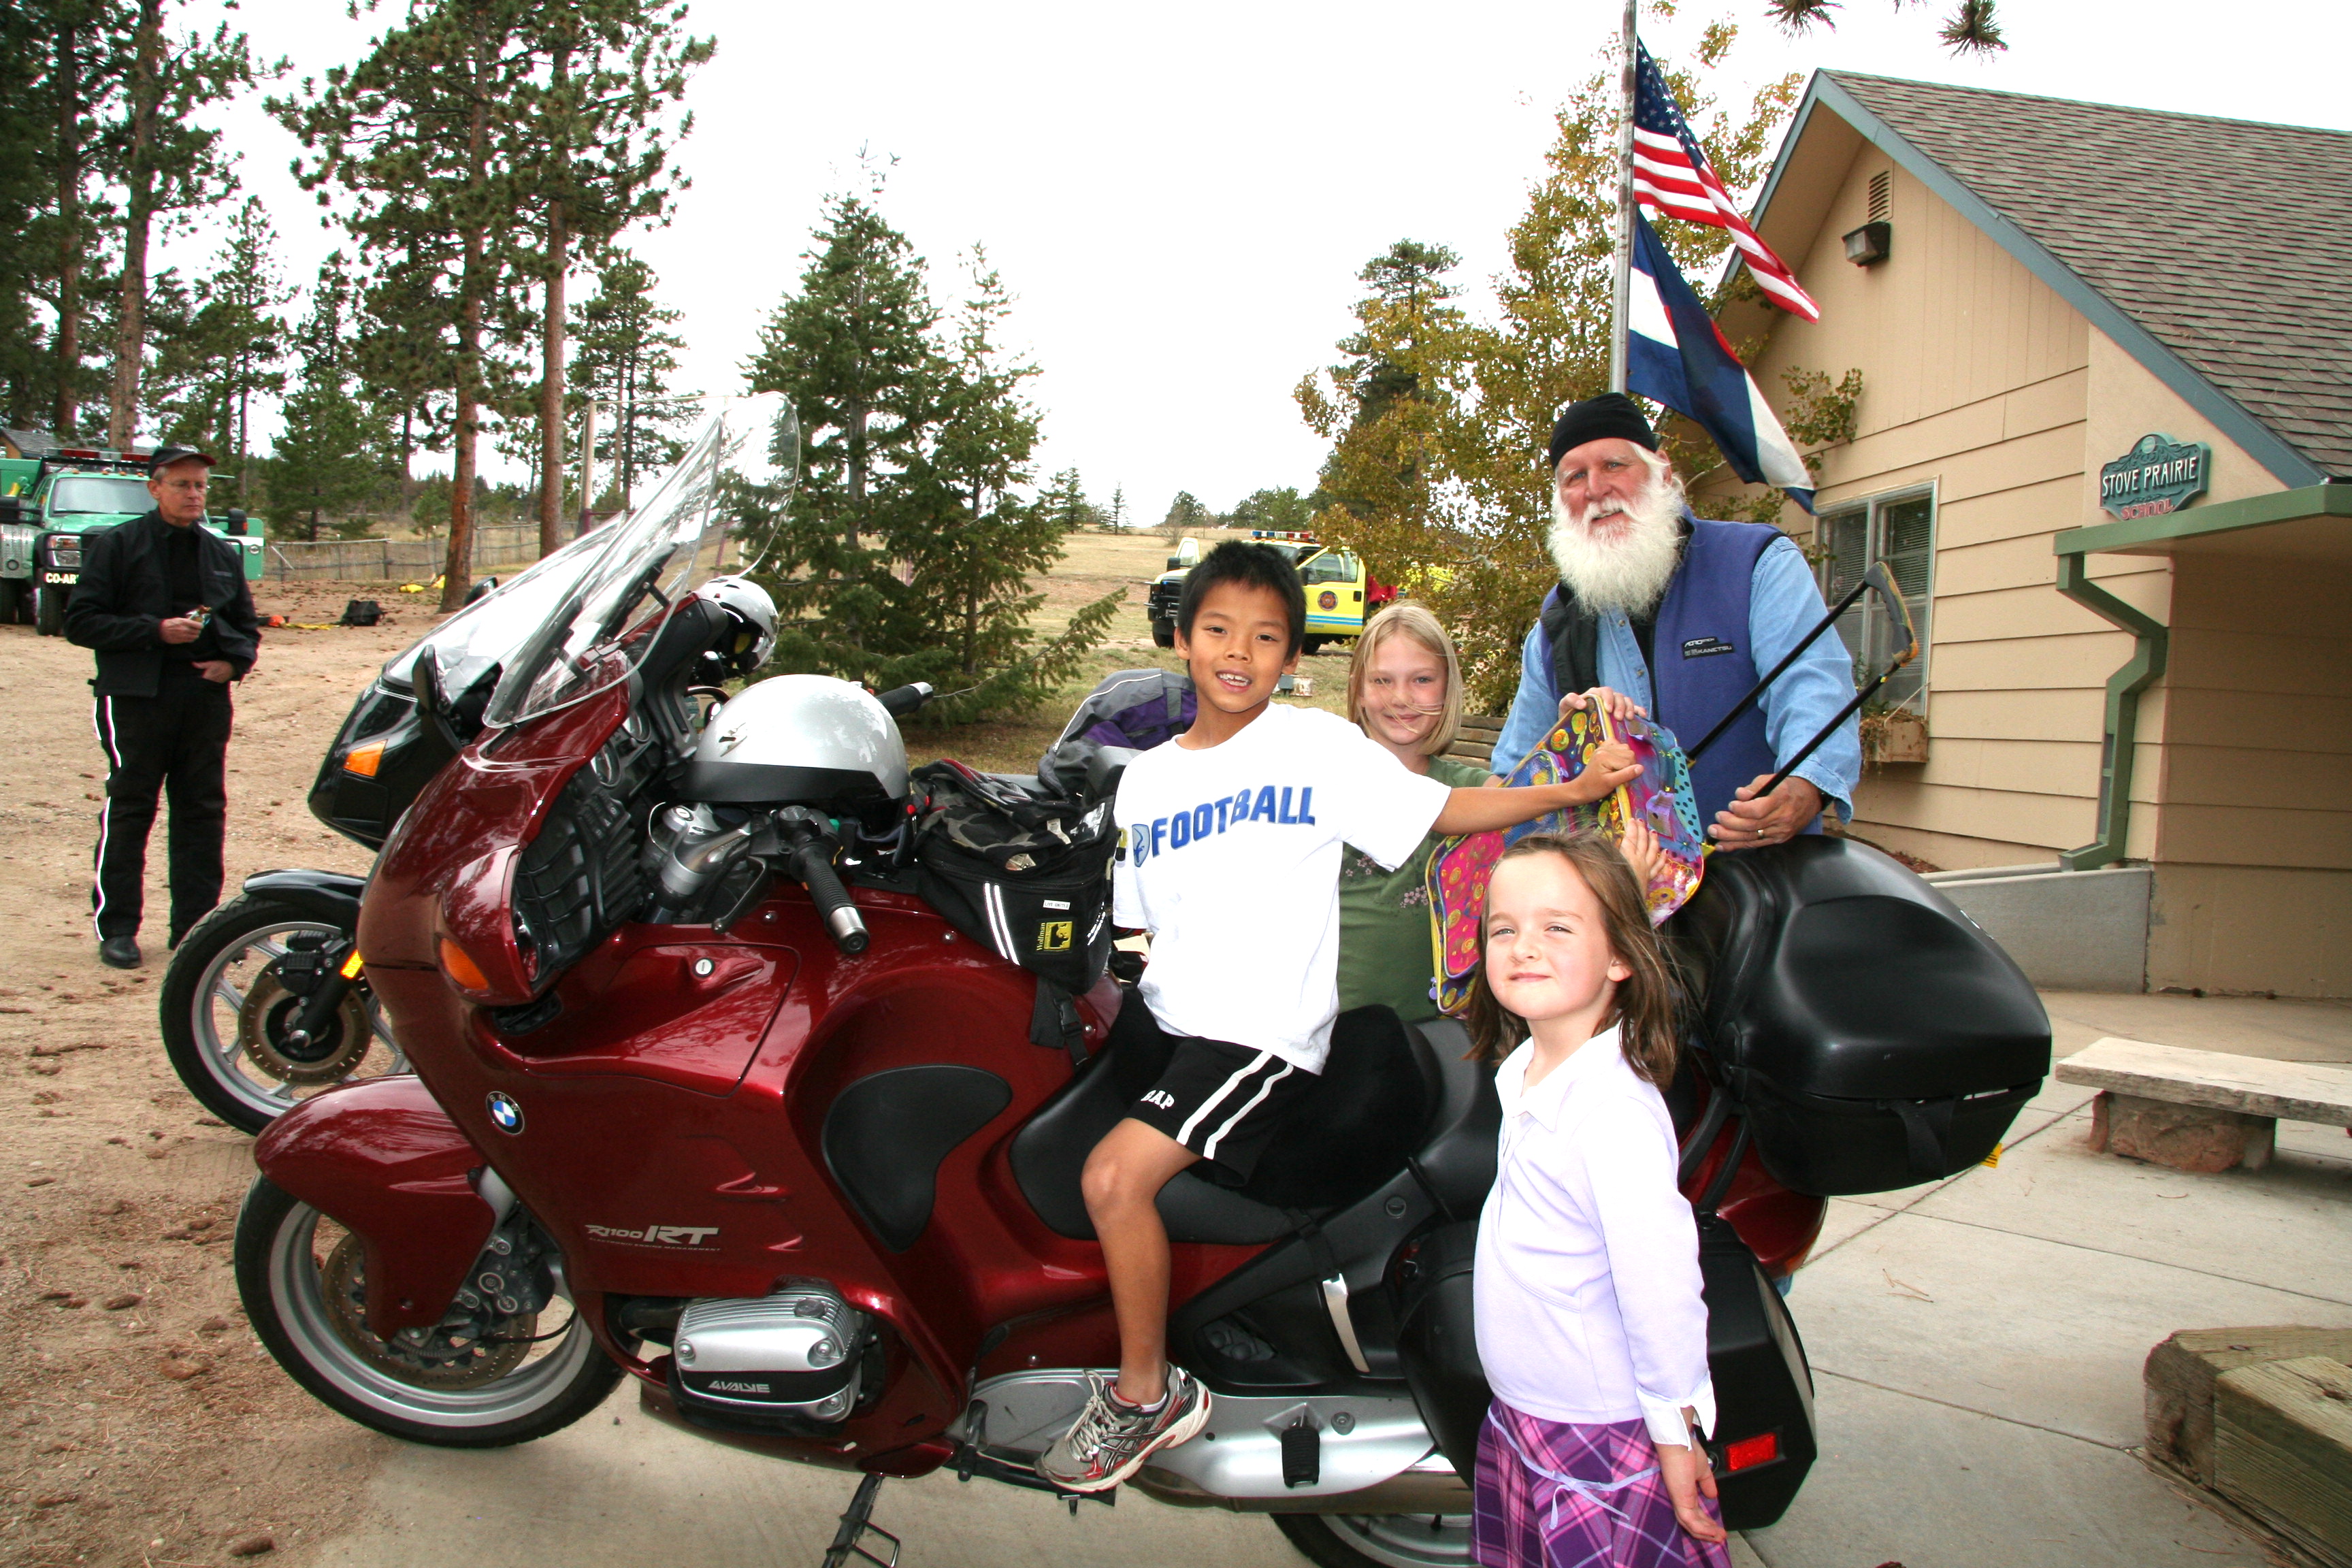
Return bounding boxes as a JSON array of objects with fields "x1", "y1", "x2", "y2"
[{"x1": 1472, "y1": 1401, "x2": 1734, "y2": 1568}]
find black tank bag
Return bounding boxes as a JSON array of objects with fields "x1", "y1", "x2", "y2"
[{"x1": 911, "y1": 762, "x2": 1117, "y2": 1054}]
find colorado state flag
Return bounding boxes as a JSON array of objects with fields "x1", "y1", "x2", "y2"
[{"x1": 1627, "y1": 210, "x2": 1816, "y2": 512}]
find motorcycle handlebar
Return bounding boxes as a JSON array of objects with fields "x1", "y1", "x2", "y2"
[
  {"x1": 877, "y1": 682, "x2": 934, "y2": 717},
  {"x1": 786, "y1": 838, "x2": 868, "y2": 955}
]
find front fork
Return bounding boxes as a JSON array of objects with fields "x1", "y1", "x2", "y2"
[{"x1": 275, "y1": 931, "x2": 364, "y2": 1054}]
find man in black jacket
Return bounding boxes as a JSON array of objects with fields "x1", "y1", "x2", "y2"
[{"x1": 65, "y1": 446, "x2": 261, "y2": 968}]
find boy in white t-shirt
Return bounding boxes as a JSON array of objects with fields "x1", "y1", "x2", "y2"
[{"x1": 1039, "y1": 541, "x2": 1640, "y2": 1493}]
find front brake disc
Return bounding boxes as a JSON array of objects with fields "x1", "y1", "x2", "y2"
[
  {"x1": 238, "y1": 970, "x2": 374, "y2": 1085},
  {"x1": 318, "y1": 1232, "x2": 534, "y2": 1389}
]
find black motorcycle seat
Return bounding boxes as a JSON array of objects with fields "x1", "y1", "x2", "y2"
[{"x1": 1010, "y1": 994, "x2": 1443, "y2": 1246}]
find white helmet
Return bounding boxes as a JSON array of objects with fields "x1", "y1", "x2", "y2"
[
  {"x1": 697, "y1": 576, "x2": 777, "y2": 676},
  {"x1": 685, "y1": 674, "x2": 910, "y2": 813}
]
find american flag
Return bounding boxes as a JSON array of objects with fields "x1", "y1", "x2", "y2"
[{"x1": 1631, "y1": 43, "x2": 1820, "y2": 322}]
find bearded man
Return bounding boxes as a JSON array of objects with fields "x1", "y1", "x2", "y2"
[{"x1": 1492, "y1": 393, "x2": 1859, "y2": 849}]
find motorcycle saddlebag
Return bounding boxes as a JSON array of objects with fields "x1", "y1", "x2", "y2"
[
  {"x1": 911, "y1": 760, "x2": 1116, "y2": 996},
  {"x1": 1389, "y1": 1218, "x2": 1818, "y2": 1531},
  {"x1": 1671, "y1": 837, "x2": 2051, "y2": 1197}
]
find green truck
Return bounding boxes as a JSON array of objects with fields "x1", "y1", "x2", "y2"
[{"x1": 0, "y1": 446, "x2": 263, "y2": 635}]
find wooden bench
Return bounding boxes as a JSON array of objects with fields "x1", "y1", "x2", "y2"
[
  {"x1": 1444, "y1": 715, "x2": 1503, "y2": 769},
  {"x1": 2055, "y1": 1036, "x2": 2352, "y2": 1174}
]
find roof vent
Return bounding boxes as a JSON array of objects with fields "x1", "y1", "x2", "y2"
[{"x1": 1868, "y1": 170, "x2": 1892, "y2": 223}]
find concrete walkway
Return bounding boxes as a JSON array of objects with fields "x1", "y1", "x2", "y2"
[
  {"x1": 1745, "y1": 990, "x2": 2352, "y2": 1568},
  {"x1": 293, "y1": 992, "x2": 2352, "y2": 1568}
]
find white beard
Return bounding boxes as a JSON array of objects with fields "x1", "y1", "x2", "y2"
[{"x1": 1547, "y1": 466, "x2": 1686, "y2": 614}]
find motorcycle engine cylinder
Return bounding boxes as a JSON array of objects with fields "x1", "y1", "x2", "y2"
[{"x1": 670, "y1": 1281, "x2": 868, "y2": 1424}]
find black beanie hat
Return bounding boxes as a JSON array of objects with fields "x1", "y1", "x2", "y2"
[{"x1": 1546, "y1": 393, "x2": 1658, "y2": 470}]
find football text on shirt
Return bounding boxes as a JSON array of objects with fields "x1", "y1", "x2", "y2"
[{"x1": 1125, "y1": 785, "x2": 1318, "y2": 867}]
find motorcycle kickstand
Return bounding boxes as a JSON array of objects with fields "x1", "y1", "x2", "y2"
[{"x1": 818, "y1": 1473, "x2": 899, "y2": 1568}]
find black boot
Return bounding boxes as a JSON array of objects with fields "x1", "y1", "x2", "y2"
[{"x1": 99, "y1": 936, "x2": 142, "y2": 970}]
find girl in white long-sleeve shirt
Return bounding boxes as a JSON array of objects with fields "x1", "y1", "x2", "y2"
[{"x1": 1467, "y1": 831, "x2": 1729, "y2": 1568}]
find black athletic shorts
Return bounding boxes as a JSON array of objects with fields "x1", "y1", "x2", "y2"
[{"x1": 1117, "y1": 996, "x2": 1319, "y2": 1183}]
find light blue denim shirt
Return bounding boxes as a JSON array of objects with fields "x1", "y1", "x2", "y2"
[{"x1": 1494, "y1": 532, "x2": 1859, "y2": 821}]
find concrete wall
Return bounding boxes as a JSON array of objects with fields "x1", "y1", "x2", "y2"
[{"x1": 1928, "y1": 863, "x2": 2150, "y2": 992}]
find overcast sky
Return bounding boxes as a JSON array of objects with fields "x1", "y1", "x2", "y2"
[{"x1": 174, "y1": 0, "x2": 2350, "y2": 519}]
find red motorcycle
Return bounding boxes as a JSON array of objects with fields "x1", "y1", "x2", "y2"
[{"x1": 232, "y1": 406, "x2": 2049, "y2": 1568}]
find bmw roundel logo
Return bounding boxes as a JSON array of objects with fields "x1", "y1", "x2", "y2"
[{"x1": 486, "y1": 1092, "x2": 525, "y2": 1134}]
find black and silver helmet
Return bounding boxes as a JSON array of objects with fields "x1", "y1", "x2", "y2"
[
  {"x1": 697, "y1": 575, "x2": 777, "y2": 677},
  {"x1": 683, "y1": 674, "x2": 909, "y2": 814}
]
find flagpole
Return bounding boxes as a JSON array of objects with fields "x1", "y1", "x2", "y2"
[{"x1": 1608, "y1": 0, "x2": 1637, "y2": 395}]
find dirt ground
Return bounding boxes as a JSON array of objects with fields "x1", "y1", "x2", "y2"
[
  {"x1": 0, "y1": 583, "x2": 428, "y2": 1568},
  {"x1": 0, "y1": 534, "x2": 1363, "y2": 1567}
]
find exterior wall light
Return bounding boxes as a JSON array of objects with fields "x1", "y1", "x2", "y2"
[{"x1": 1844, "y1": 221, "x2": 1891, "y2": 266}]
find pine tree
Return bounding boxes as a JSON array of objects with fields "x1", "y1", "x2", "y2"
[
  {"x1": 507, "y1": 1, "x2": 710, "y2": 557},
  {"x1": 1038, "y1": 467, "x2": 1096, "y2": 532},
  {"x1": 742, "y1": 185, "x2": 943, "y2": 664},
  {"x1": 275, "y1": 0, "x2": 540, "y2": 608},
  {"x1": 902, "y1": 255, "x2": 1122, "y2": 718},
  {"x1": 741, "y1": 205, "x2": 1115, "y2": 717},
  {"x1": 1294, "y1": 239, "x2": 1468, "y2": 598},
  {"x1": 150, "y1": 197, "x2": 289, "y2": 507},
  {"x1": 571, "y1": 250, "x2": 700, "y2": 511},
  {"x1": 1767, "y1": 0, "x2": 2003, "y2": 52},
  {"x1": 1108, "y1": 484, "x2": 1127, "y2": 533},
  {"x1": 104, "y1": 0, "x2": 267, "y2": 447},
  {"x1": 267, "y1": 255, "x2": 393, "y2": 540}
]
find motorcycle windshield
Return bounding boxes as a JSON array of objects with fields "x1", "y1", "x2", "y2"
[
  {"x1": 480, "y1": 396, "x2": 794, "y2": 730},
  {"x1": 379, "y1": 525, "x2": 611, "y2": 696}
]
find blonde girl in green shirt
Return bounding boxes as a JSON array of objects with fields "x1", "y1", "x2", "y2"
[{"x1": 1335, "y1": 604, "x2": 1491, "y2": 1024}]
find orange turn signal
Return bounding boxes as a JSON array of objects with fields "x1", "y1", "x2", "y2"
[
  {"x1": 438, "y1": 937, "x2": 490, "y2": 992},
  {"x1": 338, "y1": 949, "x2": 365, "y2": 980},
  {"x1": 342, "y1": 740, "x2": 386, "y2": 778}
]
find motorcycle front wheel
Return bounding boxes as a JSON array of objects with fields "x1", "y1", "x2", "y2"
[
  {"x1": 235, "y1": 1176, "x2": 623, "y2": 1447},
  {"x1": 1275, "y1": 1512, "x2": 1474, "y2": 1568},
  {"x1": 159, "y1": 894, "x2": 406, "y2": 1132}
]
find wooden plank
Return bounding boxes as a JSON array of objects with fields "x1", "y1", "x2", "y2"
[
  {"x1": 2146, "y1": 1328, "x2": 2352, "y2": 1484},
  {"x1": 2216, "y1": 1356, "x2": 2352, "y2": 1567},
  {"x1": 2055, "y1": 1037, "x2": 2352, "y2": 1126}
]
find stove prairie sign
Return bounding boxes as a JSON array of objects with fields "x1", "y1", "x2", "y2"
[{"x1": 2099, "y1": 433, "x2": 2210, "y2": 521}]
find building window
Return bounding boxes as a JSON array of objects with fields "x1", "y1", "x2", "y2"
[{"x1": 1814, "y1": 486, "x2": 1933, "y2": 707}]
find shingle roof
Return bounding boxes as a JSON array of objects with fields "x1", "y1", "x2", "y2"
[{"x1": 1825, "y1": 72, "x2": 2352, "y2": 479}]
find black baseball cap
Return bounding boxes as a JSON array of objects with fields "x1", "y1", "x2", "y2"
[{"x1": 146, "y1": 446, "x2": 217, "y2": 476}]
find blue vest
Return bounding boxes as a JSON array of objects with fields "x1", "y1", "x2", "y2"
[{"x1": 1540, "y1": 518, "x2": 1784, "y2": 828}]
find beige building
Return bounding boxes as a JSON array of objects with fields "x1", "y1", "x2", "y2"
[{"x1": 1692, "y1": 74, "x2": 2351, "y2": 999}]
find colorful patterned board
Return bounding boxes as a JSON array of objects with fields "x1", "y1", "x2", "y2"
[{"x1": 1426, "y1": 708, "x2": 1709, "y2": 1015}]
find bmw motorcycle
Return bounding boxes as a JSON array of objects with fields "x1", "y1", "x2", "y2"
[
  {"x1": 158, "y1": 483, "x2": 775, "y2": 1132},
  {"x1": 229, "y1": 400, "x2": 2051, "y2": 1567}
]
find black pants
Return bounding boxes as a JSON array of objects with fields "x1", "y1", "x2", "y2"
[{"x1": 90, "y1": 674, "x2": 233, "y2": 942}]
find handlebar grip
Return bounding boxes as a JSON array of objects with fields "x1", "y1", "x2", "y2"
[
  {"x1": 788, "y1": 841, "x2": 868, "y2": 955},
  {"x1": 877, "y1": 682, "x2": 935, "y2": 717}
]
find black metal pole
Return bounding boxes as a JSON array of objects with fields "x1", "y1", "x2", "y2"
[{"x1": 1684, "y1": 570, "x2": 1876, "y2": 763}]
